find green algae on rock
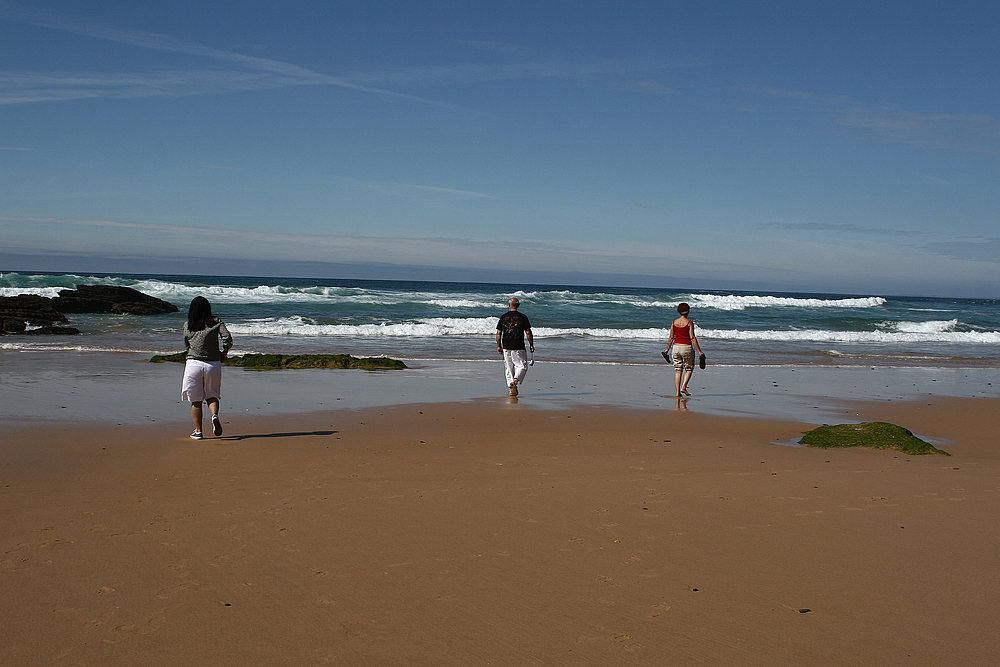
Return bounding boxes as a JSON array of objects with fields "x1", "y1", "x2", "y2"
[
  {"x1": 799, "y1": 421, "x2": 948, "y2": 455},
  {"x1": 150, "y1": 352, "x2": 406, "y2": 370}
]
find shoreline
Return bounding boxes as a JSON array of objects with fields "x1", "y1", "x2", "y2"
[
  {"x1": 5, "y1": 341, "x2": 1000, "y2": 370},
  {"x1": 2, "y1": 350, "x2": 999, "y2": 428}
]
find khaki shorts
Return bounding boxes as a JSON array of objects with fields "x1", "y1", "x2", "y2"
[{"x1": 671, "y1": 344, "x2": 695, "y2": 371}]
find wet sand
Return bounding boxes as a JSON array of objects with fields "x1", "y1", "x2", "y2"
[
  {"x1": 3, "y1": 390, "x2": 999, "y2": 666},
  {"x1": 2, "y1": 350, "x2": 998, "y2": 425}
]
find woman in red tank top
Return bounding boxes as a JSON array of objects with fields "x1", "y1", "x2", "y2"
[{"x1": 663, "y1": 302, "x2": 704, "y2": 398}]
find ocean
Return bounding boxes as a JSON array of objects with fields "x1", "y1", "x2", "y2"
[{"x1": 2, "y1": 272, "x2": 999, "y2": 368}]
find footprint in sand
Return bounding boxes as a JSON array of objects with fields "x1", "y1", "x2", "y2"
[
  {"x1": 86, "y1": 609, "x2": 117, "y2": 628},
  {"x1": 611, "y1": 633, "x2": 644, "y2": 652},
  {"x1": 154, "y1": 582, "x2": 192, "y2": 599},
  {"x1": 649, "y1": 602, "x2": 671, "y2": 617}
]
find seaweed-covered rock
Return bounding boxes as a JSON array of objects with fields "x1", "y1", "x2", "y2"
[
  {"x1": 53, "y1": 285, "x2": 178, "y2": 315},
  {"x1": 799, "y1": 422, "x2": 949, "y2": 455},
  {"x1": 230, "y1": 353, "x2": 407, "y2": 370},
  {"x1": 0, "y1": 294, "x2": 70, "y2": 334},
  {"x1": 150, "y1": 352, "x2": 407, "y2": 370}
]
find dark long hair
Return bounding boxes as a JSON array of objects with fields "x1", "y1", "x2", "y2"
[{"x1": 187, "y1": 296, "x2": 214, "y2": 331}]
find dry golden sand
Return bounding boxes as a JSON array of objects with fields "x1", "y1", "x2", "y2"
[{"x1": 2, "y1": 398, "x2": 999, "y2": 666}]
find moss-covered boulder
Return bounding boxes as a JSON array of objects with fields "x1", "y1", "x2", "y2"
[
  {"x1": 799, "y1": 422, "x2": 948, "y2": 455},
  {"x1": 150, "y1": 352, "x2": 406, "y2": 370}
]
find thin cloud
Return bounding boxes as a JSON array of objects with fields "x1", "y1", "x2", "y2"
[
  {"x1": 917, "y1": 174, "x2": 954, "y2": 188},
  {"x1": 764, "y1": 222, "x2": 925, "y2": 237},
  {"x1": 403, "y1": 184, "x2": 492, "y2": 198},
  {"x1": 346, "y1": 178, "x2": 493, "y2": 200},
  {"x1": 461, "y1": 40, "x2": 534, "y2": 55},
  {"x1": 0, "y1": 145, "x2": 35, "y2": 150},
  {"x1": 0, "y1": 213, "x2": 798, "y2": 278},
  {"x1": 199, "y1": 164, "x2": 252, "y2": 171},
  {"x1": 921, "y1": 238, "x2": 1000, "y2": 264},
  {"x1": 0, "y1": 215, "x2": 235, "y2": 235},
  {"x1": 8, "y1": 214, "x2": 992, "y2": 288},
  {"x1": 0, "y1": 4, "x2": 692, "y2": 108},
  {"x1": 754, "y1": 87, "x2": 853, "y2": 106},
  {"x1": 752, "y1": 86, "x2": 1000, "y2": 155},
  {"x1": 0, "y1": 69, "x2": 307, "y2": 105},
  {"x1": 340, "y1": 56, "x2": 697, "y2": 89},
  {"x1": 606, "y1": 80, "x2": 677, "y2": 94},
  {"x1": 833, "y1": 105, "x2": 1000, "y2": 153},
  {"x1": 0, "y1": 3, "x2": 453, "y2": 107}
]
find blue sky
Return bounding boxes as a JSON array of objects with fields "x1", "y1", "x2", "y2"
[{"x1": 1, "y1": 1, "x2": 998, "y2": 297}]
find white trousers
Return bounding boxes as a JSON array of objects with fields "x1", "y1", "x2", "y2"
[{"x1": 503, "y1": 349, "x2": 529, "y2": 386}]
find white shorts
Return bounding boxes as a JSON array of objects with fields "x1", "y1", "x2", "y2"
[{"x1": 181, "y1": 359, "x2": 223, "y2": 403}]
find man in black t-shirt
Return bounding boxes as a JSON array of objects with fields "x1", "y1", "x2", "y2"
[{"x1": 496, "y1": 297, "x2": 534, "y2": 397}]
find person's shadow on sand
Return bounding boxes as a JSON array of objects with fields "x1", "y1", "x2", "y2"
[{"x1": 218, "y1": 430, "x2": 338, "y2": 441}]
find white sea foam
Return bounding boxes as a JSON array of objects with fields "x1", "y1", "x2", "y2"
[
  {"x1": 691, "y1": 294, "x2": 887, "y2": 310},
  {"x1": 514, "y1": 290, "x2": 668, "y2": 308},
  {"x1": 425, "y1": 299, "x2": 495, "y2": 308},
  {"x1": 0, "y1": 342, "x2": 162, "y2": 353},
  {"x1": 698, "y1": 327, "x2": 1000, "y2": 343},
  {"x1": 119, "y1": 280, "x2": 502, "y2": 308},
  {"x1": 514, "y1": 291, "x2": 887, "y2": 311},
  {"x1": 0, "y1": 287, "x2": 65, "y2": 297},
  {"x1": 891, "y1": 319, "x2": 958, "y2": 333},
  {"x1": 534, "y1": 327, "x2": 666, "y2": 339},
  {"x1": 132, "y1": 281, "x2": 357, "y2": 304},
  {"x1": 228, "y1": 316, "x2": 498, "y2": 337},
  {"x1": 2, "y1": 274, "x2": 891, "y2": 315},
  {"x1": 223, "y1": 317, "x2": 1000, "y2": 344}
]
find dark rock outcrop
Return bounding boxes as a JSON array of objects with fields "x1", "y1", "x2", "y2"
[
  {"x1": 25, "y1": 325, "x2": 82, "y2": 335},
  {"x1": 1, "y1": 285, "x2": 177, "y2": 335},
  {"x1": 1, "y1": 318, "x2": 27, "y2": 334},
  {"x1": 53, "y1": 285, "x2": 178, "y2": 315},
  {"x1": 1, "y1": 294, "x2": 71, "y2": 334}
]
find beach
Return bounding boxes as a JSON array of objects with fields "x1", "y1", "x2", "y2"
[
  {"x1": 3, "y1": 274, "x2": 999, "y2": 664},
  {"x1": 5, "y1": 0, "x2": 1000, "y2": 661},
  {"x1": 3, "y1": 354, "x2": 999, "y2": 666}
]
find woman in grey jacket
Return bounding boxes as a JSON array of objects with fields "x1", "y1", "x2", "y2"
[{"x1": 181, "y1": 296, "x2": 233, "y2": 439}]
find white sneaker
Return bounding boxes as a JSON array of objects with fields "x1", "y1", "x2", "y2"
[
  {"x1": 190, "y1": 430, "x2": 203, "y2": 440},
  {"x1": 212, "y1": 415, "x2": 223, "y2": 437}
]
